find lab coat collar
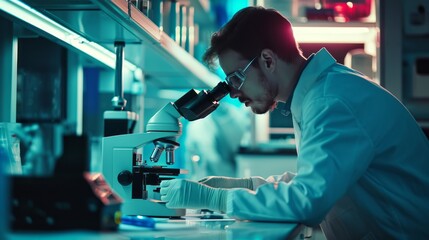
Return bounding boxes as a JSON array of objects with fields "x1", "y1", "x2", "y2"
[
  {"x1": 289, "y1": 48, "x2": 337, "y2": 122},
  {"x1": 281, "y1": 54, "x2": 314, "y2": 117}
]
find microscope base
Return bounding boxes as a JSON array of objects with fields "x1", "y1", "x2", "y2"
[{"x1": 122, "y1": 199, "x2": 185, "y2": 217}]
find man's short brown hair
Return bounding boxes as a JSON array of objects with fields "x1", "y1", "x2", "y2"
[{"x1": 203, "y1": 6, "x2": 303, "y2": 69}]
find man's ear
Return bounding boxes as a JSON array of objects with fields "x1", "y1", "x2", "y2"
[{"x1": 260, "y1": 49, "x2": 276, "y2": 72}]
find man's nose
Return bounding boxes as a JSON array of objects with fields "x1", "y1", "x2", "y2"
[{"x1": 229, "y1": 89, "x2": 240, "y2": 98}]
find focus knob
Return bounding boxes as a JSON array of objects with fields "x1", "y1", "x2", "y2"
[{"x1": 117, "y1": 170, "x2": 133, "y2": 186}]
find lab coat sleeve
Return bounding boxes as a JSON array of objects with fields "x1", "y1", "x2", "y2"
[
  {"x1": 251, "y1": 172, "x2": 297, "y2": 189},
  {"x1": 266, "y1": 172, "x2": 297, "y2": 183},
  {"x1": 226, "y1": 97, "x2": 375, "y2": 225}
]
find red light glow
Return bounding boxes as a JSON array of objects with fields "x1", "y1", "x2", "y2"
[{"x1": 322, "y1": 0, "x2": 372, "y2": 21}]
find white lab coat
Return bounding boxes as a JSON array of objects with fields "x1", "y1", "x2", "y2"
[{"x1": 225, "y1": 48, "x2": 429, "y2": 239}]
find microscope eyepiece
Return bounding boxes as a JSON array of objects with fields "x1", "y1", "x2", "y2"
[
  {"x1": 173, "y1": 82, "x2": 230, "y2": 121},
  {"x1": 208, "y1": 81, "x2": 230, "y2": 102}
]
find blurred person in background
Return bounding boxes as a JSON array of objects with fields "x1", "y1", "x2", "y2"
[{"x1": 183, "y1": 99, "x2": 249, "y2": 180}]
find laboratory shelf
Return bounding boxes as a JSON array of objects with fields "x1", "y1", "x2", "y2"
[
  {"x1": 1, "y1": 0, "x2": 220, "y2": 89},
  {"x1": 94, "y1": 0, "x2": 220, "y2": 89}
]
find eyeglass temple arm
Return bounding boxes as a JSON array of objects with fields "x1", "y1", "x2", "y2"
[{"x1": 243, "y1": 57, "x2": 257, "y2": 71}]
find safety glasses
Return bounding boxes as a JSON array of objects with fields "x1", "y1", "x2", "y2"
[{"x1": 225, "y1": 57, "x2": 257, "y2": 90}]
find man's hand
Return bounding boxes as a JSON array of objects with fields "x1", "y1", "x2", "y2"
[{"x1": 160, "y1": 179, "x2": 228, "y2": 212}]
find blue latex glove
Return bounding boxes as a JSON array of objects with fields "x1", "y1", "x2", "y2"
[{"x1": 160, "y1": 179, "x2": 228, "y2": 212}]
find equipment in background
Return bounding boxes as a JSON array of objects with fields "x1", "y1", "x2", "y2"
[
  {"x1": 10, "y1": 173, "x2": 122, "y2": 231},
  {"x1": 306, "y1": 0, "x2": 373, "y2": 21},
  {"x1": 10, "y1": 133, "x2": 122, "y2": 231},
  {"x1": 102, "y1": 81, "x2": 230, "y2": 217},
  {"x1": 104, "y1": 41, "x2": 139, "y2": 137},
  {"x1": 321, "y1": 0, "x2": 372, "y2": 21}
]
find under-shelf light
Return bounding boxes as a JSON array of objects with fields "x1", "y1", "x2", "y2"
[
  {"x1": 0, "y1": 0, "x2": 138, "y2": 72},
  {"x1": 293, "y1": 26, "x2": 376, "y2": 44}
]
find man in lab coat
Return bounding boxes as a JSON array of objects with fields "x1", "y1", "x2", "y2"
[{"x1": 160, "y1": 6, "x2": 429, "y2": 239}]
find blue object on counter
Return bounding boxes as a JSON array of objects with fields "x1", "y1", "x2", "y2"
[
  {"x1": 121, "y1": 215, "x2": 156, "y2": 229},
  {"x1": 200, "y1": 214, "x2": 224, "y2": 219}
]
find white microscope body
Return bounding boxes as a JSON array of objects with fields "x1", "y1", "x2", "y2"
[{"x1": 102, "y1": 82, "x2": 230, "y2": 217}]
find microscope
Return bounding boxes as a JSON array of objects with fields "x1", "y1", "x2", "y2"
[{"x1": 102, "y1": 81, "x2": 230, "y2": 217}]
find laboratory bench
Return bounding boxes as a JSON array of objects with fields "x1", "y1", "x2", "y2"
[{"x1": 7, "y1": 214, "x2": 309, "y2": 240}]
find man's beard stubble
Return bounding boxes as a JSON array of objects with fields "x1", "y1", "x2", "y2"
[{"x1": 252, "y1": 75, "x2": 278, "y2": 114}]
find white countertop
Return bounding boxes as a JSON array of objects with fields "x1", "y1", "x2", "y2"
[{"x1": 7, "y1": 215, "x2": 303, "y2": 240}]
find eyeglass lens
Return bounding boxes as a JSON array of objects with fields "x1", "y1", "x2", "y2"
[{"x1": 227, "y1": 73, "x2": 244, "y2": 89}]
